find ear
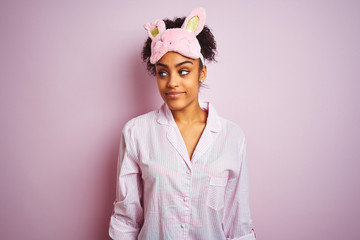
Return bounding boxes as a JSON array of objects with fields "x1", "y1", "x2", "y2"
[
  {"x1": 199, "y1": 64, "x2": 207, "y2": 83},
  {"x1": 181, "y1": 8, "x2": 206, "y2": 36},
  {"x1": 144, "y1": 19, "x2": 166, "y2": 39}
]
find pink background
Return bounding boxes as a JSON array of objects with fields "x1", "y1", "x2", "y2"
[{"x1": 1, "y1": 1, "x2": 359, "y2": 239}]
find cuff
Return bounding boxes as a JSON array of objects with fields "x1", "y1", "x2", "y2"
[
  {"x1": 109, "y1": 215, "x2": 139, "y2": 240},
  {"x1": 227, "y1": 228, "x2": 256, "y2": 240}
]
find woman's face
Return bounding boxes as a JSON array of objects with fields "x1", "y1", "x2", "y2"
[{"x1": 155, "y1": 52, "x2": 207, "y2": 111}]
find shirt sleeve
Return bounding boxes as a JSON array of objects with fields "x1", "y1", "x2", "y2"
[
  {"x1": 109, "y1": 123, "x2": 144, "y2": 240},
  {"x1": 222, "y1": 138, "x2": 257, "y2": 240}
]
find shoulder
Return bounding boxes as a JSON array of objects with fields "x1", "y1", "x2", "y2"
[
  {"x1": 121, "y1": 109, "x2": 159, "y2": 136},
  {"x1": 218, "y1": 116, "x2": 246, "y2": 145},
  {"x1": 207, "y1": 101, "x2": 246, "y2": 143}
]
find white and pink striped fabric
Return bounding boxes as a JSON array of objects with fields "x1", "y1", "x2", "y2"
[{"x1": 109, "y1": 99, "x2": 256, "y2": 240}]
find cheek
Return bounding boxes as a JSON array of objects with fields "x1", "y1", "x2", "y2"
[
  {"x1": 189, "y1": 74, "x2": 200, "y2": 92},
  {"x1": 156, "y1": 78, "x2": 163, "y2": 88},
  {"x1": 156, "y1": 79, "x2": 166, "y2": 94},
  {"x1": 185, "y1": 82, "x2": 199, "y2": 95}
]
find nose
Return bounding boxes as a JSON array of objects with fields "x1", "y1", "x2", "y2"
[{"x1": 167, "y1": 73, "x2": 179, "y2": 88}]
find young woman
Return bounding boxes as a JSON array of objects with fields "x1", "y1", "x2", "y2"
[{"x1": 109, "y1": 8, "x2": 256, "y2": 240}]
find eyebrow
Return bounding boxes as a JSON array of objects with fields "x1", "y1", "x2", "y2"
[{"x1": 156, "y1": 61, "x2": 193, "y2": 69}]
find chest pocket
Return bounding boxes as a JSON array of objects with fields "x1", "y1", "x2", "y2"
[{"x1": 206, "y1": 176, "x2": 228, "y2": 210}]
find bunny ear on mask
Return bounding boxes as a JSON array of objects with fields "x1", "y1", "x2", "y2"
[
  {"x1": 144, "y1": 19, "x2": 166, "y2": 39},
  {"x1": 181, "y1": 8, "x2": 206, "y2": 36}
]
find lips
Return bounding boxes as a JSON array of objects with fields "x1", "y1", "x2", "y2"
[
  {"x1": 166, "y1": 91, "x2": 184, "y2": 95},
  {"x1": 165, "y1": 91, "x2": 185, "y2": 99}
]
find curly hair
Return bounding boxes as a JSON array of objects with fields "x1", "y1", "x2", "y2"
[{"x1": 141, "y1": 17, "x2": 217, "y2": 76}]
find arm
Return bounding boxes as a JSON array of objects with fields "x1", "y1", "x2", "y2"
[
  {"x1": 222, "y1": 139, "x2": 257, "y2": 240},
  {"x1": 109, "y1": 124, "x2": 143, "y2": 240}
]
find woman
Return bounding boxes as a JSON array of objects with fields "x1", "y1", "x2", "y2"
[{"x1": 109, "y1": 8, "x2": 256, "y2": 240}]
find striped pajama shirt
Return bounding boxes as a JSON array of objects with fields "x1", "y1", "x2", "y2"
[{"x1": 109, "y1": 99, "x2": 256, "y2": 240}]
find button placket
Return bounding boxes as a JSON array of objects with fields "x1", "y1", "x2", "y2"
[
  {"x1": 184, "y1": 168, "x2": 191, "y2": 208},
  {"x1": 182, "y1": 167, "x2": 191, "y2": 239}
]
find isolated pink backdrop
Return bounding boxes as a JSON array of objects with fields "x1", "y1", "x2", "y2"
[{"x1": 1, "y1": 0, "x2": 359, "y2": 239}]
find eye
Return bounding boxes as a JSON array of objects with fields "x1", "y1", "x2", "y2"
[
  {"x1": 179, "y1": 70, "x2": 189, "y2": 76},
  {"x1": 158, "y1": 71, "x2": 168, "y2": 77}
]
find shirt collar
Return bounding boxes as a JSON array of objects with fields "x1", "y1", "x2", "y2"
[{"x1": 156, "y1": 99, "x2": 222, "y2": 133}]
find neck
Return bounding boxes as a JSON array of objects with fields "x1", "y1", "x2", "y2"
[{"x1": 171, "y1": 99, "x2": 207, "y2": 125}]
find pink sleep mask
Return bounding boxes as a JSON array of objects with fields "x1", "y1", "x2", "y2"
[{"x1": 144, "y1": 8, "x2": 206, "y2": 64}]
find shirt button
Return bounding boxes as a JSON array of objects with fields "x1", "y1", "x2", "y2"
[
  {"x1": 183, "y1": 197, "x2": 186, "y2": 202},
  {"x1": 180, "y1": 224, "x2": 185, "y2": 228},
  {"x1": 186, "y1": 170, "x2": 190, "y2": 174}
]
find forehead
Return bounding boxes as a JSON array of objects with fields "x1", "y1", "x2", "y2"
[{"x1": 156, "y1": 52, "x2": 198, "y2": 67}]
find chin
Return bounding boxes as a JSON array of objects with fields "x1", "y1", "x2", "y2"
[{"x1": 165, "y1": 100, "x2": 185, "y2": 111}]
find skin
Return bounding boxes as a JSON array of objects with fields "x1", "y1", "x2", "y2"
[{"x1": 155, "y1": 51, "x2": 208, "y2": 160}]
